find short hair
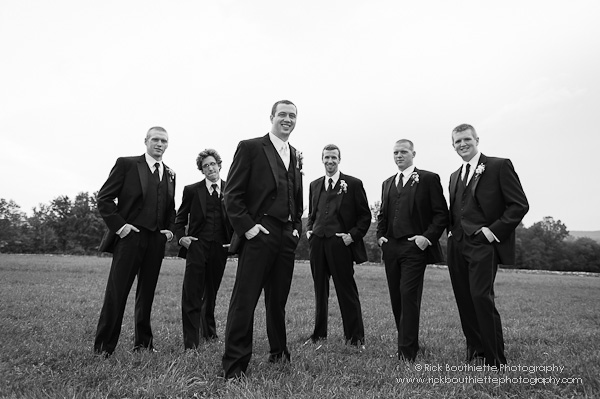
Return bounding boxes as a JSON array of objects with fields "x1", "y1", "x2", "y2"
[
  {"x1": 395, "y1": 139, "x2": 414, "y2": 150},
  {"x1": 322, "y1": 144, "x2": 341, "y2": 159},
  {"x1": 271, "y1": 100, "x2": 297, "y2": 117},
  {"x1": 452, "y1": 124, "x2": 478, "y2": 139},
  {"x1": 146, "y1": 126, "x2": 167, "y2": 139},
  {"x1": 196, "y1": 148, "x2": 223, "y2": 171}
]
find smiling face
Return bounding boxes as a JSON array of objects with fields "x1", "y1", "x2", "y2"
[
  {"x1": 201, "y1": 155, "x2": 220, "y2": 183},
  {"x1": 393, "y1": 141, "x2": 415, "y2": 172},
  {"x1": 145, "y1": 129, "x2": 169, "y2": 161},
  {"x1": 270, "y1": 103, "x2": 297, "y2": 140},
  {"x1": 322, "y1": 149, "x2": 340, "y2": 177},
  {"x1": 452, "y1": 128, "x2": 479, "y2": 162}
]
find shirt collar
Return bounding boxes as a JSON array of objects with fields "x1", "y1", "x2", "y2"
[
  {"x1": 145, "y1": 153, "x2": 163, "y2": 170},
  {"x1": 397, "y1": 165, "x2": 416, "y2": 184},
  {"x1": 205, "y1": 178, "x2": 222, "y2": 192},
  {"x1": 269, "y1": 132, "x2": 288, "y2": 151},
  {"x1": 324, "y1": 170, "x2": 341, "y2": 190},
  {"x1": 463, "y1": 151, "x2": 481, "y2": 169}
]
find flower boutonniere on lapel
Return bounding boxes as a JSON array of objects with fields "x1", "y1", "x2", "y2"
[
  {"x1": 296, "y1": 150, "x2": 304, "y2": 175},
  {"x1": 410, "y1": 172, "x2": 420, "y2": 187},
  {"x1": 166, "y1": 167, "x2": 176, "y2": 182},
  {"x1": 337, "y1": 180, "x2": 348, "y2": 195},
  {"x1": 473, "y1": 163, "x2": 485, "y2": 180}
]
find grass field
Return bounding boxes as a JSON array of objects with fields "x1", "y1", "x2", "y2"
[{"x1": 1, "y1": 254, "x2": 599, "y2": 398}]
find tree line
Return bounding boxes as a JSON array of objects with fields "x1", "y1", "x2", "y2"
[{"x1": 1, "y1": 195, "x2": 599, "y2": 273}]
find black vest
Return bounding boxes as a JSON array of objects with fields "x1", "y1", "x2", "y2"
[
  {"x1": 386, "y1": 182, "x2": 417, "y2": 238},
  {"x1": 198, "y1": 188, "x2": 228, "y2": 244},
  {"x1": 451, "y1": 178, "x2": 487, "y2": 239},
  {"x1": 266, "y1": 156, "x2": 296, "y2": 223},
  {"x1": 132, "y1": 170, "x2": 168, "y2": 231},
  {"x1": 312, "y1": 182, "x2": 344, "y2": 238}
]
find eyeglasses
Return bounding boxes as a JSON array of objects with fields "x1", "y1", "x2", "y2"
[{"x1": 202, "y1": 162, "x2": 218, "y2": 169}]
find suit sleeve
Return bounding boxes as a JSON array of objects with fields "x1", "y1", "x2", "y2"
[
  {"x1": 376, "y1": 180, "x2": 387, "y2": 239},
  {"x1": 489, "y1": 159, "x2": 529, "y2": 241},
  {"x1": 97, "y1": 157, "x2": 128, "y2": 233},
  {"x1": 306, "y1": 182, "x2": 314, "y2": 232},
  {"x1": 348, "y1": 179, "x2": 371, "y2": 242},
  {"x1": 422, "y1": 173, "x2": 449, "y2": 243},
  {"x1": 174, "y1": 185, "x2": 192, "y2": 243},
  {"x1": 224, "y1": 140, "x2": 256, "y2": 236}
]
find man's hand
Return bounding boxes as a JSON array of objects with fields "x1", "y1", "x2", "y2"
[
  {"x1": 293, "y1": 229, "x2": 300, "y2": 238},
  {"x1": 118, "y1": 224, "x2": 140, "y2": 238},
  {"x1": 377, "y1": 236, "x2": 388, "y2": 247},
  {"x1": 477, "y1": 227, "x2": 496, "y2": 243},
  {"x1": 245, "y1": 224, "x2": 270, "y2": 240},
  {"x1": 408, "y1": 235, "x2": 431, "y2": 251},
  {"x1": 335, "y1": 232, "x2": 354, "y2": 246},
  {"x1": 306, "y1": 230, "x2": 313, "y2": 239},
  {"x1": 179, "y1": 236, "x2": 198, "y2": 249},
  {"x1": 160, "y1": 230, "x2": 174, "y2": 241}
]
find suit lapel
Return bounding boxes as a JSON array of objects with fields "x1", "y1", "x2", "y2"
[
  {"x1": 335, "y1": 173, "x2": 345, "y2": 207},
  {"x1": 290, "y1": 144, "x2": 302, "y2": 195},
  {"x1": 407, "y1": 169, "x2": 418, "y2": 215},
  {"x1": 137, "y1": 155, "x2": 148, "y2": 199},
  {"x1": 449, "y1": 167, "x2": 461, "y2": 203},
  {"x1": 313, "y1": 177, "x2": 325, "y2": 217},
  {"x1": 262, "y1": 136, "x2": 279, "y2": 187},
  {"x1": 197, "y1": 179, "x2": 207, "y2": 218},
  {"x1": 470, "y1": 153, "x2": 487, "y2": 196},
  {"x1": 164, "y1": 163, "x2": 175, "y2": 202}
]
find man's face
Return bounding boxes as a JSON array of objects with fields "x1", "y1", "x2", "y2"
[
  {"x1": 201, "y1": 155, "x2": 220, "y2": 183},
  {"x1": 393, "y1": 142, "x2": 415, "y2": 171},
  {"x1": 452, "y1": 129, "x2": 479, "y2": 162},
  {"x1": 145, "y1": 130, "x2": 169, "y2": 161},
  {"x1": 270, "y1": 103, "x2": 297, "y2": 139},
  {"x1": 322, "y1": 149, "x2": 340, "y2": 177}
]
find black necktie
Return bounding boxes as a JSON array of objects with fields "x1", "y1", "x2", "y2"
[
  {"x1": 397, "y1": 173, "x2": 403, "y2": 191},
  {"x1": 153, "y1": 162, "x2": 160, "y2": 182},
  {"x1": 328, "y1": 178, "x2": 334, "y2": 192},
  {"x1": 211, "y1": 183, "x2": 219, "y2": 198},
  {"x1": 462, "y1": 164, "x2": 471, "y2": 186}
]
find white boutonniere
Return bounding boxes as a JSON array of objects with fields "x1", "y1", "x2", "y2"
[
  {"x1": 338, "y1": 180, "x2": 348, "y2": 195},
  {"x1": 410, "y1": 172, "x2": 420, "y2": 186},
  {"x1": 296, "y1": 150, "x2": 304, "y2": 175},
  {"x1": 166, "y1": 167, "x2": 176, "y2": 181},
  {"x1": 474, "y1": 163, "x2": 485, "y2": 179}
]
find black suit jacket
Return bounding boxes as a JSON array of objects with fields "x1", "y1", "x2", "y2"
[
  {"x1": 224, "y1": 134, "x2": 303, "y2": 253},
  {"x1": 97, "y1": 154, "x2": 176, "y2": 253},
  {"x1": 449, "y1": 154, "x2": 529, "y2": 265},
  {"x1": 307, "y1": 173, "x2": 371, "y2": 264},
  {"x1": 376, "y1": 168, "x2": 448, "y2": 264},
  {"x1": 174, "y1": 179, "x2": 233, "y2": 259}
]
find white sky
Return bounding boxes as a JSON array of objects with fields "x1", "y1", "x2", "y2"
[{"x1": 1, "y1": 0, "x2": 599, "y2": 230}]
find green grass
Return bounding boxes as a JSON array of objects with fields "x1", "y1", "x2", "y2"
[{"x1": 1, "y1": 254, "x2": 599, "y2": 398}]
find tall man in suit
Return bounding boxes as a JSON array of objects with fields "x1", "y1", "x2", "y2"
[
  {"x1": 376, "y1": 139, "x2": 448, "y2": 362},
  {"x1": 175, "y1": 148, "x2": 233, "y2": 349},
  {"x1": 306, "y1": 144, "x2": 371, "y2": 347},
  {"x1": 94, "y1": 126, "x2": 176, "y2": 356},
  {"x1": 448, "y1": 124, "x2": 528, "y2": 367},
  {"x1": 222, "y1": 100, "x2": 303, "y2": 379}
]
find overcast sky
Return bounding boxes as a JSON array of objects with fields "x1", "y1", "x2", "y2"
[{"x1": 2, "y1": 0, "x2": 599, "y2": 231}]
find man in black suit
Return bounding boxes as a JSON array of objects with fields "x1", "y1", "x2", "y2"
[
  {"x1": 222, "y1": 100, "x2": 303, "y2": 378},
  {"x1": 175, "y1": 148, "x2": 233, "y2": 349},
  {"x1": 376, "y1": 139, "x2": 448, "y2": 362},
  {"x1": 306, "y1": 144, "x2": 371, "y2": 347},
  {"x1": 94, "y1": 126, "x2": 176, "y2": 356},
  {"x1": 448, "y1": 124, "x2": 528, "y2": 367}
]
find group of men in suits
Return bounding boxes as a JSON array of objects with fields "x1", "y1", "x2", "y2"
[{"x1": 93, "y1": 101, "x2": 528, "y2": 377}]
